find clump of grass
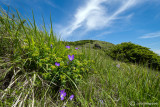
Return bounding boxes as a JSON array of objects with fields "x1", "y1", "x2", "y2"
[{"x1": 69, "y1": 48, "x2": 160, "y2": 106}]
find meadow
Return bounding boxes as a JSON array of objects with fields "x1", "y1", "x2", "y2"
[{"x1": 0, "y1": 7, "x2": 160, "y2": 107}]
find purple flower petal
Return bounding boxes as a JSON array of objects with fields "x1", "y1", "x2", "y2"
[
  {"x1": 69, "y1": 94, "x2": 74, "y2": 100},
  {"x1": 75, "y1": 48, "x2": 78, "y2": 49},
  {"x1": 68, "y1": 55, "x2": 71, "y2": 60},
  {"x1": 68, "y1": 55, "x2": 74, "y2": 61},
  {"x1": 59, "y1": 89, "x2": 66, "y2": 101},
  {"x1": 51, "y1": 44, "x2": 53, "y2": 48},
  {"x1": 63, "y1": 92, "x2": 66, "y2": 97},
  {"x1": 61, "y1": 96, "x2": 64, "y2": 100},
  {"x1": 55, "y1": 62, "x2": 60, "y2": 66},
  {"x1": 66, "y1": 46, "x2": 70, "y2": 49},
  {"x1": 59, "y1": 89, "x2": 65, "y2": 93},
  {"x1": 60, "y1": 92, "x2": 66, "y2": 100}
]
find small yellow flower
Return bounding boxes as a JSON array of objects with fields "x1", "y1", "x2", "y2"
[
  {"x1": 60, "y1": 75, "x2": 66, "y2": 80},
  {"x1": 84, "y1": 62, "x2": 87, "y2": 66},
  {"x1": 73, "y1": 70, "x2": 76, "y2": 72},
  {"x1": 72, "y1": 67, "x2": 76, "y2": 70},
  {"x1": 46, "y1": 47, "x2": 50, "y2": 51},
  {"x1": 64, "y1": 66, "x2": 67, "y2": 68},
  {"x1": 32, "y1": 53, "x2": 39, "y2": 57},
  {"x1": 60, "y1": 61, "x2": 64, "y2": 66},
  {"x1": 94, "y1": 71, "x2": 97, "y2": 73},
  {"x1": 52, "y1": 54, "x2": 56, "y2": 58},
  {"x1": 44, "y1": 57, "x2": 50, "y2": 62},
  {"x1": 39, "y1": 63, "x2": 42, "y2": 67},
  {"x1": 81, "y1": 68, "x2": 85, "y2": 72},
  {"x1": 56, "y1": 58, "x2": 62, "y2": 62},
  {"x1": 40, "y1": 59, "x2": 45, "y2": 62},
  {"x1": 76, "y1": 69, "x2": 80, "y2": 72},
  {"x1": 51, "y1": 65, "x2": 56, "y2": 70}
]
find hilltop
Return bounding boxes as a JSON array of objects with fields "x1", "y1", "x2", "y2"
[{"x1": 64, "y1": 40, "x2": 114, "y2": 48}]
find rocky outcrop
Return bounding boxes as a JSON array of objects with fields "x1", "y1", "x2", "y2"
[{"x1": 94, "y1": 44, "x2": 101, "y2": 49}]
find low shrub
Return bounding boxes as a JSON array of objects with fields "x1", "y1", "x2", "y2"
[
  {"x1": 21, "y1": 44, "x2": 94, "y2": 88},
  {"x1": 107, "y1": 42, "x2": 160, "y2": 70}
]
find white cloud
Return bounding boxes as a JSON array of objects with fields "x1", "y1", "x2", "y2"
[
  {"x1": 126, "y1": 13, "x2": 134, "y2": 19},
  {"x1": 140, "y1": 31, "x2": 160, "y2": 39},
  {"x1": 60, "y1": 0, "x2": 139, "y2": 39}
]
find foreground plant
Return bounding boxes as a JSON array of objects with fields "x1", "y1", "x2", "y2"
[{"x1": 0, "y1": 7, "x2": 94, "y2": 106}]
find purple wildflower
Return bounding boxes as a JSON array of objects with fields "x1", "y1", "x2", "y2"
[
  {"x1": 55, "y1": 62, "x2": 60, "y2": 66},
  {"x1": 99, "y1": 100, "x2": 104, "y2": 104},
  {"x1": 75, "y1": 48, "x2": 78, "y2": 49},
  {"x1": 116, "y1": 64, "x2": 120, "y2": 68},
  {"x1": 59, "y1": 89, "x2": 66, "y2": 100},
  {"x1": 68, "y1": 55, "x2": 74, "y2": 61},
  {"x1": 66, "y1": 46, "x2": 70, "y2": 49},
  {"x1": 69, "y1": 94, "x2": 74, "y2": 100},
  {"x1": 51, "y1": 44, "x2": 53, "y2": 48}
]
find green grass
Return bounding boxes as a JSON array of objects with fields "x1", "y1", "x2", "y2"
[
  {"x1": 0, "y1": 7, "x2": 160, "y2": 107},
  {"x1": 64, "y1": 40, "x2": 114, "y2": 52}
]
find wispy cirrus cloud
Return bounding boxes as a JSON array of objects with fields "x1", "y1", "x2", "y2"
[
  {"x1": 91, "y1": 31, "x2": 112, "y2": 40},
  {"x1": 140, "y1": 31, "x2": 160, "y2": 39},
  {"x1": 44, "y1": 0, "x2": 56, "y2": 8},
  {"x1": 60, "y1": 0, "x2": 139, "y2": 39}
]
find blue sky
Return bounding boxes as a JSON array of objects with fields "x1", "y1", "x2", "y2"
[{"x1": 1, "y1": 0, "x2": 160, "y2": 55}]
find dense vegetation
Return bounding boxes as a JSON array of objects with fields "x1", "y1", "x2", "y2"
[
  {"x1": 0, "y1": 7, "x2": 160, "y2": 106},
  {"x1": 107, "y1": 42, "x2": 160, "y2": 71},
  {"x1": 0, "y1": 7, "x2": 95, "y2": 106}
]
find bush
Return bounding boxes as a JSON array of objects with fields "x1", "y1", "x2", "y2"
[
  {"x1": 22, "y1": 44, "x2": 94, "y2": 88},
  {"x1": 108, "y1": 42, "x2": 160, "y2": 70}
]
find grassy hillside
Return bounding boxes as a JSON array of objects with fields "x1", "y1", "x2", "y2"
[
  {"x1": 0, "y1": 8, "x2": 160, "y2": 107},
  {"x1": 64, "y1": 40, "x2": 114, "y2": 51}
]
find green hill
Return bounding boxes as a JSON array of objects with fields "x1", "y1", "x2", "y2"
[
  {"x1": 65, "y1": 40, "x2": 160, "y2": 71},
  {"x1": 64, "y1": 40, "x2": 114, "y2": 50}
]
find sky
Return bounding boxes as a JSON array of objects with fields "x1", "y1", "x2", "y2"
[{"x1": 1, "y1": 0, "x2": 160, "y2": 55}]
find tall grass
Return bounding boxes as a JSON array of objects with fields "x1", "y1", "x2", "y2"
[
  {"x1": 74, "y1": 49, "x2": 160, "y2": 106},
  {"x1": 0, "y1": 7, "x2": 160, "y2": 107}
]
